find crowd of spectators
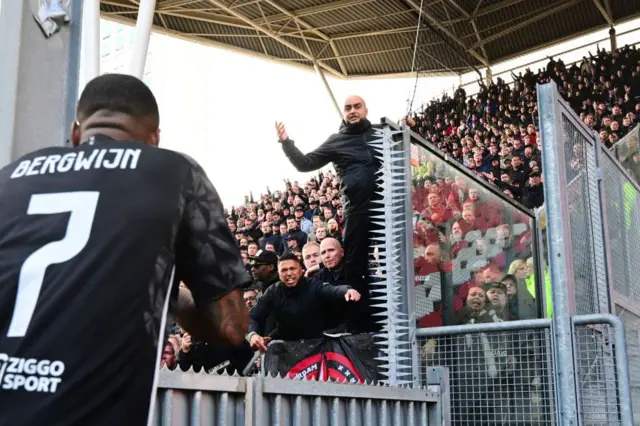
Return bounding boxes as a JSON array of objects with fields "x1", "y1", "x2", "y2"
[
  {"x1": 408, "y1": 44, "x2": 639, "y2": 330},
  {"x1": 161, "y1": 170, "x2": 354, "y2": 373},
  {"x1": 160, "y1": 45, "x2": 639, "y2": 377},
  {"x1": 408, "y1": 44, "x2": 640, "y2": 208}
]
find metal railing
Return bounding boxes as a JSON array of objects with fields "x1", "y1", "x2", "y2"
[
  {"x1": 538, "y1": 81, "x2": 611, "y2": 316},
  {"x1": 417, "y1": 319, "x2": 556, "y2": 425},
  {"x1": 539, "y1": 81, "x2": 635, "y2": 424},
  {"x1": 572, "y1": 314, "x2": 633, "y2": 426},
  {"x1": 152, "y1": 369, "x2": 447, "y2": 426},
  {"x1": 414, "y1": 314, "x2": 632, "y2": 425}
]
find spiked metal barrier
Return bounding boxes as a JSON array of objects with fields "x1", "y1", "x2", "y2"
[
  {"x1": 367, "y1": 125, "x2": 414, "y2": 386},
  {"x1": 154, "y1": 367, "x2": 445, "y2": 426}
]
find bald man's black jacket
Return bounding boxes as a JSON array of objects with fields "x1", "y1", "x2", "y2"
[
  {"x1": 248, "y1": 277, "x2": 352, "y2": 341},
  {"x1": 281, "y1": 119, "x2": 381, "y2": 215},
  {"x1": 311, "y1": 265, "x2": 350, "y2": 331}
]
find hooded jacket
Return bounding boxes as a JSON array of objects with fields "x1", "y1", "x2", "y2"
[{"x1": 281, "y1": 119, "x2": 381, "y2": 214}]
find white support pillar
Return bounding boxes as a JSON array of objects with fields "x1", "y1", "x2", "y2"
[
  {"x1": 130, "y1": 0, "x2": 156, "y2": 78},
  {"x1": 609, "y1": 27, "x2": 617, "y2": 52},
  {"x1": 81, "y1": 0, "x2": 100, "y2": 84},
  {"x1": 485, "y1": 67, "x2": 493, "y2": 86},
  {"x1": 0, "y1": 0, "x2": 83, "y2": 169},
  {"x1": 314, "y1": 63, "x2": 342, "y2": 120}
]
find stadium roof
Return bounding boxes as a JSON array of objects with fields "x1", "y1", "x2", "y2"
[{"x1": 101, "y1": 0, "x2": 640, "y2": 79}]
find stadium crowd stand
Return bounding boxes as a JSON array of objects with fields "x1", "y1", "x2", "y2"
[{"x1": 163, "y1": 44, "x2": 640, "y2": 373}]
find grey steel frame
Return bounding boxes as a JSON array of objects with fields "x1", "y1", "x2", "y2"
[
  {"x1": 381, "y1": 117, "x2": 421, "y2": 386},
  {"x1": 600, "y1": 138, "x2": 640, "y2": 315},
  {"x1": 0, "y1": 0, "x2": 82, "y2": 169},
  {"x1": 538, "y1": 81, "x2": 580, "y2": 425},
  {"x1": 153, "y1": 369, "x2": 447, "y2": 426},
  {"x1": 572, "y1": 314, "x2": 633, "y2": 426}
]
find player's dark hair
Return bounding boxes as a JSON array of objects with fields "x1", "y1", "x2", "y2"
[
  {"x1": 76, "y1": 73, "x2": 159, "y2": 123},
  {"x1": 278, "y1": 252, "x2": 302, "y2": 266}
]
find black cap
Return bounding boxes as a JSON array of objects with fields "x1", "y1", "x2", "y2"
[
  {"x1": 484, "y1": 281, "x2": 507, "y2": 293},
  {"x1": 295, "y1": 206, "x2": 305, "y2": 212},
  {"x1": 529, "y1": 171, "x2": 541, "y2": 178},
  {"x1": 249, "y1": 250, "x2": 278, "y2": 267}
]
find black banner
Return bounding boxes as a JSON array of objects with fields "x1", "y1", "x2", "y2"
[{"x1": 264, "y1": 333, "x2": 380, "y2": 383}]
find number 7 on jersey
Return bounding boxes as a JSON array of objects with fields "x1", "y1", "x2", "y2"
[{"x1": 7, "y1": 192, "x2": 100, "y2": 338}]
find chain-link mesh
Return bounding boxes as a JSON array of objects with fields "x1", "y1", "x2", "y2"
[
  {"x1": 419, "y1": 329, "x2": 556, "y2": 425},
  {"x1": 601, "y1": 149, "x2": 640, "y2": 305},
  {"x1": 611, "y1": 125, "x2": 640, "y2": 175},
  {"x1": 574, "y1": 324, "x2": 622, "y2": 425},
  {"x1": 561, "y1": 112, "x2": 608, "y2": 314}
]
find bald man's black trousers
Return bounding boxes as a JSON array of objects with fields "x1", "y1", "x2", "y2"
[{"x1": 342, "y1": 209, "x2": 381, "y2": 333}]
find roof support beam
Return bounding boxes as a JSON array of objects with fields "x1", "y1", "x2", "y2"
[
  {"x1": 157, "y1": 0, "x2": 201, "y2": 10},
  {"x1": 256, "y1": 0, "x2": 376, "y2": 25},
  {"x1": 314, "y1": 64, "x2": 341, "y2": 119},
  {"x1": 473, "y1": 0, "x2": 524, "y2": 18},
  {"x1": 332, "y1": 26, "x2": 423, "y2": 40},
  {"x1": 261, "y1": 0, "x2": 348, "y2": 75},
  {"x1": 469, "y1": 0, "x2": 585, "y2": 49},
  {"x1": 446, "y1": 0, "x2": 489, "y2": 65},
  {"x1": 404, "y1": 0, "x2": 489, "y2": 67},
  {"x1": 156, "y1": 9, "x2": 325, "y2": 42},
  {"x1": 205, "y1": 0, "x2": 345, "y2": 78},
  {"x1": 592, "y1": 0, "x2": 614, "y2": 26}
]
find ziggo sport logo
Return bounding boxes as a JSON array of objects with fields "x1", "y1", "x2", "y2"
[{"x1": 0, "y1": 354, "x2": 65, "y2": 393}]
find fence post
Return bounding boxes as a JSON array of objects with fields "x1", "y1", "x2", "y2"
[
  {"x1": 401, "y1": 124, "x2": 421, "y2": 387},
  {"x1": 537, "y1": 81, "x2": 580, "y2": 425},
  {"x1": 592, "y1": 131, "x2": 616, "y2": 314}
]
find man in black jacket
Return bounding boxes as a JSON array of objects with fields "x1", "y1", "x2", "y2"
[
  {"x1": 249, "y1": 250, "x2": 279, "y2": 294},
  {"x1": 246, "y1": 254, "x2": 361, "y2": 352},
  {"x1": 313, "y1": 238, "x2": 350, "y2": 331},
  {"x1": 275, "y1": 95, "x2": 380, "y2": 332}
]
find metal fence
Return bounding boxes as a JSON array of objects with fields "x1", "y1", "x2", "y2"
[
  {"x1": 538, "y1": 81, "x2": 635, "y2": 424},
  {"x1": 611, "y1": 125, "x2": 640, "y2": 175},
  {"x1": 417, "y1": 319, "x2": 556, "y2": 425},
  {"x1": 538, "y1": 81, "x2": 611, "y2": 317},
  {"x1": 414, "y1": 314, "x2": 632, "y2": 425},
  {"x1": 572, "y1": 315, "x2": 634, "y2": 426},
  {"x1": 151, "y1": 369, "x2": 446, "y2": 426}
]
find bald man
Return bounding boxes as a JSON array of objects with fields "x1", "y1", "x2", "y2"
[
  {"x1": 276, "y1": 96, "x2": 381, "y2": 332},
  {"x1": 313, "y1": 238, "x2": 348, "y2": 331}
]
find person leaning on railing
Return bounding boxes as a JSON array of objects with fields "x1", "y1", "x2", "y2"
[{"x1": 246, "y1": 253, "x2": 361, "y2": 353}]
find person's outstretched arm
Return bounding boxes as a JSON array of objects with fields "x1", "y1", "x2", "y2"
[
  {"x1": 172, "y1": 157, "x2": 251, "y2": 347},
  {"x1": 275, "y1": 121, "x2": 335, "y2": 172}
]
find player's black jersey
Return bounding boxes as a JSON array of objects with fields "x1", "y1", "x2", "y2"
[{"x1": 0, "y1": 135, "x2": 250, "y2": 426}]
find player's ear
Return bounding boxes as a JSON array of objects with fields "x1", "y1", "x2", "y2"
[
  {"x1": 70, "y1": 121, "x2": 81, "y2": 147},
  {"x1": 147, "y1": 128, "x2": 160, "y2": 147}
]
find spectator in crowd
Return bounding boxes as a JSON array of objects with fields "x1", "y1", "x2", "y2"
[
  {"x1": 250, "y1": 250, "x2": 279, "y2": 293},
  {"x1": 313, "y1": 238, "x2": 349, "y2": 331},
  {"x1": 283, "y1": 216, "x2": 308, "y2": 253},
  {"x1": 244, "y1": 288, "x2": 259, "y2": 310},
  {"x1": 302, "y1": 241, "x2": 322, "y2": 278},
  {"x1": 246, "y1": 254, "x2": 361, "y2": 353},
  {"x1": 276, "y1": 95, "x2": 383, "y2": 332},
  {"x1": 295, "y1": 206, "x2": 313, "y2": 234},
  {"x1": 160, "y1": 341, "x2": 177, "y2": 370}
]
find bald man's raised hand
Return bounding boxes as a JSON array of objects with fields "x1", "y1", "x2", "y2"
[{"x1": 275, "y1": 121, "x2": 288, "y2": 143}]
